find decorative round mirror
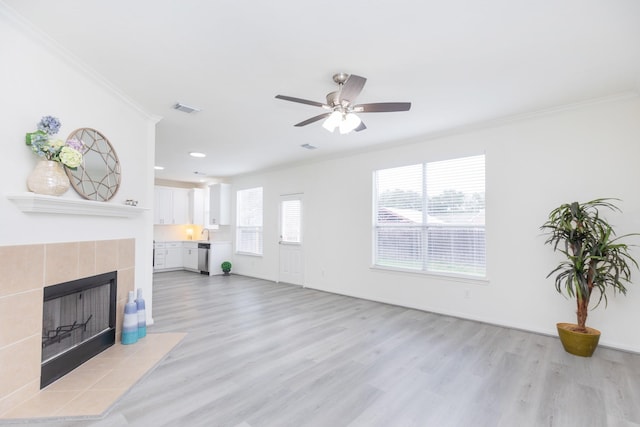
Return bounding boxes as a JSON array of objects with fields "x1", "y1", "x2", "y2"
[{"x1": 65, "y1": 128, "x2": 121, "y2": 201}]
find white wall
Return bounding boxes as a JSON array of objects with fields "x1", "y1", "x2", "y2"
[
  {"x1": 231, "y1": 94, "x2": 640, "y2": 352},
  {"x1": 0, "y1": 6, "x2": 157, "y2": 321}
]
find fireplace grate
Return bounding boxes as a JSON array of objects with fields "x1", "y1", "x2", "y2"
[{"x1": 42, "y1": 315, "x2": 93, "y2": 348}]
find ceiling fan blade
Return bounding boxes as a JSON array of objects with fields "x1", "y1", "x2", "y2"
[
  {"x1": 275, "y1": 95, "x2": 326, "y2": 108},
  {"x1": 354, "y1": 102, "x2": 412, "y2": 112},
  {"x1": 354, "y1": 121, "x2": 367, "y2": 132},
  {"x1": 294, "y1": 112, "x2": 331, "y2": 127},
  {"x1": 339, "y1": 74, "x2": 367, "y2": 104}
]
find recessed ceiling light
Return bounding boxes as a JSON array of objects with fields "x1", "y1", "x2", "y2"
[
  {"x1": 154, "y1": 166, "x2": 164, "y2": 170},
  {"x1": 173, "y1": 102, "x2": 201, "y2": 114},
  {"x1": 189, "y1": 152, "x2": 206, "y2": 158}
]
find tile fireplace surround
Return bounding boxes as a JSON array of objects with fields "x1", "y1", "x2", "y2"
[{"x1": 0, "y1": 239, "x2": 135, "y2": 416}]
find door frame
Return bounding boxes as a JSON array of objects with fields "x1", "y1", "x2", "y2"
[{"x1": 278, "y1": 193, "x2": 304, "y2": 286}]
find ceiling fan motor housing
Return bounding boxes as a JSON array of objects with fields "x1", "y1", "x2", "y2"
[
  {"x1": 332, "y1": 73, "x2": 349, "y2": 85},
  {"x1": 326, "y1": 91, "x2": 341, "y2": 108}
]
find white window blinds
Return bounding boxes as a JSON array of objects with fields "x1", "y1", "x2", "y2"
[
  {"x1": 374, "y1": 155, "x2": 485, "y2": 278},
  {"x1": 236, "y1": 187, "x2": 263, "y2": 255},
  {"x1": 281, "y1": 199, "x2": 302, "y2": 243}
]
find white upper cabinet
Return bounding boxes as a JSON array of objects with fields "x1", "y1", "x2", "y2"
[
  {"x1": 154, "y1": 186, "x2": 190, "y2": 225},
  {"x1": 172, "y1": 188, "x2": 189, "y2": 224},
  {"x1": 188, "y1": 188, "x2": 205, "y2": 226},
  {"x1": 154, "y1": 186, "x2": 173, "y2": 224},
  {"x1": 208, "y1": 183, "x2": 230, "y2": 227}
]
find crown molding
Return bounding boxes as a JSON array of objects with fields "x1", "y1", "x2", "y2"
[{"x1": 0, "y1": 1, "x2": 162, "y2": 124}]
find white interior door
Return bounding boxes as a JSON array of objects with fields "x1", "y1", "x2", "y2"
[{"x1": 279, "y1": 194, "x2": 304, "y2": 285}]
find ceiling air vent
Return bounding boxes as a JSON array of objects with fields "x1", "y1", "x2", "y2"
[{"x1": 173, "y1": 102, "x2": 201, "y2": 114}]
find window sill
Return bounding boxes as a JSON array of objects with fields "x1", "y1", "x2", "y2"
[
  {"x1": 235, "y1": 251, "x2": 263, "y2": 257},
  {"x1": 370, "y1": 264, "x2": 489, "y2": 285}
]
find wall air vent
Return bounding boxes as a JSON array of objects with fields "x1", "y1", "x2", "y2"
[{"x1": 173, "y1": 102, "x2": 201, "y2": 114}]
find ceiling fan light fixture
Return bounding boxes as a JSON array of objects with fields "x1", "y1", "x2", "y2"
[
  {"x1": 322, "y1": 111, "x2": 342, "y2": 132},
  {"x1": 339, "y1": 113, "x2": 362, "y2": 134}
]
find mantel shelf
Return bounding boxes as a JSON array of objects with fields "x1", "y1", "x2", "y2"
[{"x1": 6, "y1": 193, "x2": 148, "y2": 218}]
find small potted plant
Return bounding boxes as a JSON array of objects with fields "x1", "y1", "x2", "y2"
[
  {"x1": 221, "y1": 261, "x2": 232, "y2": 276},
  {"x1": 541, "y1": 198, "x2": 638, "y2": 357}
]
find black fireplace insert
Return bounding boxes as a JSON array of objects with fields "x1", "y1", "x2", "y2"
[{"x1": 41, "y1": 271, "x2": 117, "y2": 388}]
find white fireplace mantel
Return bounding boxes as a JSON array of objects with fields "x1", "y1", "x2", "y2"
[{"x1": 6, "y1": 193, "x2": 148, "y2": 218}]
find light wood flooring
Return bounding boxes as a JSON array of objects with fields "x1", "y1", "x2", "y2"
[{"x1": 8, "y1": 271, "x2": 640, "y2": 427}]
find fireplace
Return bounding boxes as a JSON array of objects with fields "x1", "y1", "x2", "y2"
[{"x1": 41, "y1": 271, "x2": 117, "y2": 388}]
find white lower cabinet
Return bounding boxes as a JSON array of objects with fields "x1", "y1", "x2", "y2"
[
  {"x1": 154, "y1": 241, "x2": 232, "y2": 274},
  {"x1": 165, "y1": 244, "x2": 182, "y2": 269},
  {"x1": 154, "y1": 242, "x2": 166, "y2": 269},
  {"x1": 208, "y1": 242, "x2": 232, "y2": 275},
  {"x1": 183, "y1": 242, "x2": 199, "y2": 272},
  {"x1": 154, "y1": 241, "x2": 183, "y2": 272}
]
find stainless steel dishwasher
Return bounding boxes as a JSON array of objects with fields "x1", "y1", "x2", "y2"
[{"x1": 197, "y1": 242, "x2": 211, "y2": 275}]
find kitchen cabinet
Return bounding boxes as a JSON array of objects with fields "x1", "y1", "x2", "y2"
[
  {"x1": 165, "y1": 243, "x2": 182, "y2": 269},
  {"x1": 154, "y1": 241, "x2": 183, "y2": 271},
  {"x1": 154, "y1": 187, "x2": 172, "y2": 224},
  {"x1": 154, "y1": 186, "x2": 189, "y2": 225},
  {"x1": 172, "y1": 189, "x2": 189, "y2": 225},
  {"x1": 182, "y1": 242, "x2": 199, "y2": 271},
  {"x1": 154, "y1": 240, "x2": 232, "y2": 275},
  {"x1": 188, "y1": 188, "x2": 205, "y2": 226},
  {"x1": 208, "y1": 183, "x2": 230, "y2": 227},
  {"x1": 154, "y1": 242, "x2": 166, "y2": 269},
  {"x1": 208, "y1": 242, "x2": 233, "y2": 275}
]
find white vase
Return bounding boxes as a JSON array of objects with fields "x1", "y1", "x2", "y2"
[{"x1": 27, "y1": 160, "x2": 70, "y2": 196}]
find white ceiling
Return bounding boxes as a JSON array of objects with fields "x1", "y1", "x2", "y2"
[{"x1": 5, "y1": 0, "x2": 640, "y2": 183}]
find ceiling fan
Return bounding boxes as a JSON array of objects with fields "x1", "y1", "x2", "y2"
[{"x1": 275, "y1": 73, "x2": 411, "y2": 134}]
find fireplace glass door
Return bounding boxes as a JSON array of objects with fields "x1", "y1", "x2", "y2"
[
  {"x1": 42, "y1": 283, "x2": 111, "y2": 362},
  {"x1": 41, "y1": 271, "x2": 116, "y2": 388}
]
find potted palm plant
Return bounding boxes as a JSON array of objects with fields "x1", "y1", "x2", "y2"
[{"x1": 541, "y1": 198, "x2": 638, "y2": 357}]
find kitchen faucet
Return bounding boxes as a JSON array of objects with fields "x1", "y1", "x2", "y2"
[{"x1": 200, "y1": 228, "x2": 210, "y2": 241}]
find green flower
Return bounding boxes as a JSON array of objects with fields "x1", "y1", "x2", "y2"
[{"x1": 59, "y1": 146, "x2": 83, "y2": 169}]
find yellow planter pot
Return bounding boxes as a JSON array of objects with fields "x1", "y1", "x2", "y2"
[{"x1": 556, "y1": 322, "x2": 601, "y2": 357}]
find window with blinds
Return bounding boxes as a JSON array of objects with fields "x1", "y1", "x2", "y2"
[
  {"x1": 281, "y1": 199, "x2": 302, "y2": 243},
  {"x1": 236, "y1": 187, "x2": 263, "y2": 255},
  {"x1": 374, "y1": 154, "x2": 486, "y2": 278}
]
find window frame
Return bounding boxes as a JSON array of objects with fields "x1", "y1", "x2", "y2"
[
  {"x1": 279, "y1": 196, "x2": 303, "y2": 245},
  {"x1": 372, "y1": 155, "x2": 486, "y2": 280},
  {"x1": 235, "y1": 186, "x2": 264, "y2": 256}
]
